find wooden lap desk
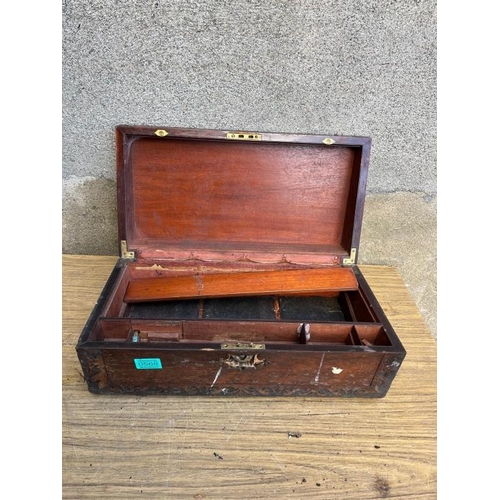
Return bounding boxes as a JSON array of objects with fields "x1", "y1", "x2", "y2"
[{"x1": 62, "y1": 254, "x2": 437, "y2": 499}]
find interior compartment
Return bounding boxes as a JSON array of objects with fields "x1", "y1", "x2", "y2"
[
  {"x1": 88, "y1": 268, "x2": 393, "y2": 347},
  {"x1": 126, "y1": 295, "x2": 346, "y2": 322},
  {"x1": 202, "y1": 296, "x2": 277, "y2": 320},
  {"x1": 129, "y1": 300, "x2": 201, "y2": 319},
  {"x1": 93, "y1": 318, "x2": 362, "y2": 345},
  {"x1": 279, "y1": 296, "x2": 344, "y2": 321},
  {"x1": 354, "y1": 325, "x2": 389, "y2": 346}
]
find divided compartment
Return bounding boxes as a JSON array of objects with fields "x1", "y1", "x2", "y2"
[
  {"x1": 351, "y1": 325, "x2": 388, "y2": 347},
  {"x1": 88, "y1": 267, "x2": 393, "y2": 347},
  {"x1": 94, "y1": 317, "x2": 361, "y2": 345}
]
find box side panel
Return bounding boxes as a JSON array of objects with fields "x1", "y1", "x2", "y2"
[
  {"x1": 76, "y1": 259, "x2": 125, "y2": 346},
  {"x1": 370, "y1": 352, "x2": 406, "y2": 397},
  {"x1": 89, "y1": 348, "x2": 387, "y2": 397},
  {"x1": 354, "y1": 266, "x2": 406, "y2": 352},
  {"x1": 352, "y1": 266, "x2": 406, "y2": 396}
]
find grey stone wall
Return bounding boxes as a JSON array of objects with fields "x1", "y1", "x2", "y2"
[{"x1": 62, "y1": 0, "x2": 437, "y2": 337}]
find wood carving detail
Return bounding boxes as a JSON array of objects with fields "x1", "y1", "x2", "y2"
[
  {"x1": 77, "y1": 349, "x2": 109, "y2": 391},
  {"x1": 86, "y1": 384, "x2": 382, "y2": 398},
  {"x1": 371, "y1": 354, "x2": 406, "y2": 396}
]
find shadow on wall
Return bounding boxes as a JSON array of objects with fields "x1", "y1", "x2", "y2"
[
  {"x1": 62, "y1": 176, "x2": 118, "y2": 256},
  {"x1": 360, "y1": 192, "x2": 437, "y2": 340}
]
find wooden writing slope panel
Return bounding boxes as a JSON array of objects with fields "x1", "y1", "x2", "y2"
[{"x1": 76, "y1": 127, "x2": 405, "y2": 397}]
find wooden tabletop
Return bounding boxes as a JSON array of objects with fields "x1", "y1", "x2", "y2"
[{"x1": 62, "y1": 255, "x2": 437, "y2": 499}]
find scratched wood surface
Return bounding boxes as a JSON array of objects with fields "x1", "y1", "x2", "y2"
[{"x1": 62, "y1": 255, "x2": 437, "y2": 499}]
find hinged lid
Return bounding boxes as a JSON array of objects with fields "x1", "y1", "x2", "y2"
[{"x1": 116, "y1": 126, "x2": 371, "y2": 266}]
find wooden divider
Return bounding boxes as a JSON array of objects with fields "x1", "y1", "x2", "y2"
[{"x1": 124, "y1": 267, "x2": 358, "y2": 302}]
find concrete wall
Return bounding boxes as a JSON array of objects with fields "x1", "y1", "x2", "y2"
[{"x1": 62, "y1": 0, "x2": 437, "y2": 337}]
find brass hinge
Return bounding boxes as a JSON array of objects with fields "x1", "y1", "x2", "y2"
[
  {"x1": 154, "y1": 129, "x2": 168, "y2": 137},
  {"x1": 341, "y1": 248, "x2": 357, "y2": 266},
  {"x1": 226, "y1": 132, "x2": 262, "y2": 141},
  {"x1": 120, "y1": 240, "x2": 135, "y2": 260}
]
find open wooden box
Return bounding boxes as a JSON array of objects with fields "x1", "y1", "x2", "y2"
[{"x1": 76, "y1": 126, "x2": 405, "y2": 397}]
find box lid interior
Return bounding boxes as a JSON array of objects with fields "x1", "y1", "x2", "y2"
[{"x1": 116, "y1": 126, "x2": 370, "y2": 266}]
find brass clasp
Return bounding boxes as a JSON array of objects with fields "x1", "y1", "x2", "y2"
[
  {"x1": 226, "y1": 132, "x2": 262, "y2": 141},
  {"x1": 222, "y1": 354, "x2": 266, "y2": 370},
  {"x1": 221, "y1": 342, "x2": 265, "y2": 350}
]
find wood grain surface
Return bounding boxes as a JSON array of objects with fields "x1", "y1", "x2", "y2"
[
  {"x1": 63, "y1": 255, "x2": 437, "y2": 499},
  {"x1": 124, "y1": 267, "x2": 358, "y2": 302}
]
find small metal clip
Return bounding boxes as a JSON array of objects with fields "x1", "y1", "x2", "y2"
[
  {"x1": 222, "y1": 354, "x2": 266, "y2": 370},
  {"x1": 297, "y1": 323, "x2": 311, "y2": 344}
]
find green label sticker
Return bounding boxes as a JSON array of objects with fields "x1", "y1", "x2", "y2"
[{"x1": 134, "y1": 358, "x2": 162, "y2": 370}]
